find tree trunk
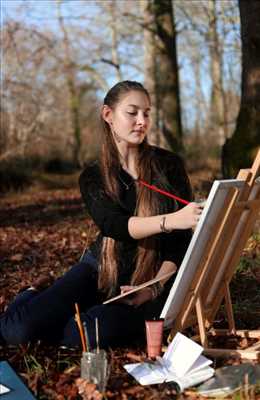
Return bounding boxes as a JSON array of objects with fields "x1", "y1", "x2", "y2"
[
  {"x1": 194, "y1": 55, "x2": 203, "y2": 139},
  {"x1": 104, "y1": 0, "x2": 123, "y2": 81},
  {"x1": 148, "y1": 0, "x2": 183, "y2": 152},
  {"x1": 222, "y1": 0, "x2": 260, "y2": 177},
  {"x1": 58, "y1": 2, "x2": 81, "y2": 167},
  {"x1": 67, "y1": 77, "x2": 81, "y2": 167},
  {"x1": 208, "y1": 0, "x2": 227, "y2": 146},
  {"x1": 141, "y1": 0, "x2": 161, "y2": 147}
]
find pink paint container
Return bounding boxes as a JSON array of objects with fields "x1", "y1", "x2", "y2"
[{"x1": 145, "y1": 319, "x2": 164, "y2": 359}]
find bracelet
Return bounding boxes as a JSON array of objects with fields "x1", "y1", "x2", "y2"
[
  {"x1": 154, "y1": 281, "x2": 164, "y2": 297},
  {"x1": 160, "y1": 216, "x2": 172, "y2": 233},
  {"x1": 146, "y1": 286, "x2": 157, "y2": 300},
  {"x1": 149, "y1": 282, "x2": 164, "y2": 300}
]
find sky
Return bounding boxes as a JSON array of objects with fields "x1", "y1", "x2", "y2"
[
  {"x1": 2, "y1": 0, "x2": 101, "y2": 31},
  {"x1": 2, "y1": 0, "x2": 241, "y2": 132}
]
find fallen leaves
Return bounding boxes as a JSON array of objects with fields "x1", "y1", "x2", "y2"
[
  {"x1": 76, "y1": 379, "x2": 103, "y2": 400},
  {"x1": 1, "y1": 185, "x2": 260, "y2": 399},
  {"x1": 0, "y1": 188, "x2": 95, "y2": 310},
  {"x1": 9, "y1": 253, "x2": 23, "y2": 262}
]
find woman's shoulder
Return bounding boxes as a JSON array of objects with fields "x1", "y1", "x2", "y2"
[
  {"x1": 79, "y1": 160, "x2": 102, "y2": 186},
  {"x1": 150, "y1": 145, "x2": 184, "y2": 167}
]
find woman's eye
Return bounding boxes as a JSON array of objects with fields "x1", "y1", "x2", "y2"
[{"x1": 126, "y1": 111, "x2": 150, "y2": 117}]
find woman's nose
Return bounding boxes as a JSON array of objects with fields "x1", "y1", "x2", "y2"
[{"x1": 136, "y1": 112, "x2": 146, "y2": 126}]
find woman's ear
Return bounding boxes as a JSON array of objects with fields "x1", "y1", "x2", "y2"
[{"x1": 101, "y1": 105, "x2": 113, "y2": 125}]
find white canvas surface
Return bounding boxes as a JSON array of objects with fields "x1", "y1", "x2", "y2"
[{"x1": 160, "y1": 179, "x2": 245, "y2": 328}]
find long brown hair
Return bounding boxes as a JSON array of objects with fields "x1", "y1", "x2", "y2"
[{"x1": 98, "y1": 81, "x2": 177, "y2": 296}]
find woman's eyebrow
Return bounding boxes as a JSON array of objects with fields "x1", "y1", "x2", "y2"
[{"x1": 127, "y1": 104, "x2": 151, "y2": 111}]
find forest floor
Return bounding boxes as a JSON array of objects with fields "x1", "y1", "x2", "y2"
[{"x1": 0, "y1": 170, "x2": 259, "y2": 400}]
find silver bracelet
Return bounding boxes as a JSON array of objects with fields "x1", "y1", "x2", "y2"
[
  {"x1": 147, "y1": 286, "x2": 157, "y2": 300},
  {"x1": 160, "y1": 216, "x2": 172, "y2": 233},
  {"x1": 150, "y1": 282, "x2": 164, "y2": 300}
]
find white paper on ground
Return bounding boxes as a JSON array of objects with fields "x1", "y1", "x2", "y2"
[
  {"x1": 124, "y1": 362, "x2": 215, "y2": 391},
  {"x1": 124, "y1": 362, "x2": 166, "y2": 385},
  {"x1": 170, "y1": 367, "x2": 215, "y2": 391},
  {"x1": 162, "y1": 332, "x2": 204, "y2": 377},
  {"x1": 123, "y1": 333, "x2": 214, "y2": 392},
  {"x1": 187, "y1": 354, "x2": 213, "y2": 374},
  {"x1": 0, "y1": 384, "x2": 11, "y2": 395}
]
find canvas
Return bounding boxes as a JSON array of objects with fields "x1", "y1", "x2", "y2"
[{"x1": 159, "y1": 149, "x2": 260, "y2": 359}]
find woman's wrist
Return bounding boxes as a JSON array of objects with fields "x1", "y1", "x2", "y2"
[
  {"x1": 147, "y1": 282, "x2": 164, "y2": 300},
  {"x1": 128, "y1": 215, "x2": 173, "y2": 239},
  {"x1": 145, "y1": 286, "x2": 156, "y2": 300},
  {"x1": 160, "y1": 215, "x2": 172, "y2": 233}
]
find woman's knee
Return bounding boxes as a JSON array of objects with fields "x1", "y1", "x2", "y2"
[
  {"x1": 86, "y1": 304, "x2": 145, "y2": 348},
  {"x1": 61, "y1": 305, "x2": 122, "y2": 349},
  {"x1": 61, "y1": 304, "x2": 145, "y2": 349},
  {"x1": 1, "y1": 312, "x2": 37, "y2": 345}
]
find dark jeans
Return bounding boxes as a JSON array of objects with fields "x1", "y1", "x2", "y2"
[{"x1": 0, "y1": 252, "x2": 158, "y2": 348}]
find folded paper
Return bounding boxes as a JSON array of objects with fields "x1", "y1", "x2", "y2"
[{"x1": 124, "y1": 332, "x2": 214, "y2": 392}]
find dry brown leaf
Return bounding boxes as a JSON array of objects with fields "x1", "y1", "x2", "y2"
[
  {"x1": 126, "y1": 352, "x2": 143, "y2": 362},
  {"x1": 124, "y1": 385, "x2": 144, "y2": 395},
  {"x1": 28, "y1": 372, "x2": 41, "y2": 395},
  {"x1": 1, "y1": 185, "x2": 259, "y2": 400},
  {"x1": 251, "y1": 267, "x2": 260, "y2": 283},
  {"x1": 76, "y1": 378, "x2": 103, "y2": 400},
  {"x1": 10, "y1": 253, "x2": 23, "y2": 261}
]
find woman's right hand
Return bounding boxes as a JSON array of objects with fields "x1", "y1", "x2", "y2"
[{"x1": 167, "y1": 202, "x2": 205, "y2": 230}]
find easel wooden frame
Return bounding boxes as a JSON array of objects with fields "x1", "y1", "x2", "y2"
[{"x1": 169, "y1": 150, "x2": 260, "y2": 360}]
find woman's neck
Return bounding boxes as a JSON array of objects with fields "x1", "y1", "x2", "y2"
[{"x1": 116, "y1": 143, "x2": 139, "y2": 179}]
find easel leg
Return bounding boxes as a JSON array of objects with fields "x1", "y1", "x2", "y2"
[
  {"x1": 223, "y1": 280, "x2": 236, "y2": 334},
  {"x1": 195, "y1": 296, "x2": 208, "y2": 347}
]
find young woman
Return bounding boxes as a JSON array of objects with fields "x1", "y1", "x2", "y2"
[{"x1": 0, "y1": 81, "x2": 203, "y2": 349}]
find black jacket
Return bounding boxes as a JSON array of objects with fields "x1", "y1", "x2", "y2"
[{"x1": 79, "y1": 146, "x2": 192, "y2": 291}]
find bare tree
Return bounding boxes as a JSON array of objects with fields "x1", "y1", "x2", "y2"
[
  {"x1": 222, "y1": 0, "x2": 260, "y2": 177},
  {"x1": 1, "y1": 2, "x2": 111, "y2": 165},
  {"x1": 140, "y1": 0, "x2": 183, "y2": 151},
  {"x1": 155, "y1": 0, "x2": 183, "y2": 151},
  {"x1": 101, "y1": 0, "x2": 123, "y2": 81},
  {"x1": 57, "y1": 0, "x2": 82, "y2": 167},
  {"x1": 175, "y1": 0, "x2": 240, "y2": 147},
  {"x1": 208, "y1": 0, "x2": 226, "y2": 145},
  {"x1": 141, "y1": 0, "x2": 161, "y2": 146},
  {"x1": 1, "y1": 21, "x2": 65, "y2": 161},
  {"x1": 1, "y1": 0, "x2": 243, "y2": 171}
]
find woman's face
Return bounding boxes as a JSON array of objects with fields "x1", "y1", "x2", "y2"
[{"x1": 103, "y1": 90, "x2": 151, "y2": 146}]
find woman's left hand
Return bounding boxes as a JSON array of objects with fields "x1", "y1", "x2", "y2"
[{"x1": 119, "y1": 286, "x2": 153, "y2": 307}]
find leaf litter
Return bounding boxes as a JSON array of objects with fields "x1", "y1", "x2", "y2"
[{"x1": 0, "y1": 186, "x2": 259, "y2": 399}]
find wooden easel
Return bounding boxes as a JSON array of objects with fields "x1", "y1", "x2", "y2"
[{"x1": 170, "y1": 149, "x2": 260, "y2": 360}]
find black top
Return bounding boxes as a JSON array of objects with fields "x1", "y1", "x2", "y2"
[{"x1": 79, "y1": 146, "x2": 193, "y2": 290}]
